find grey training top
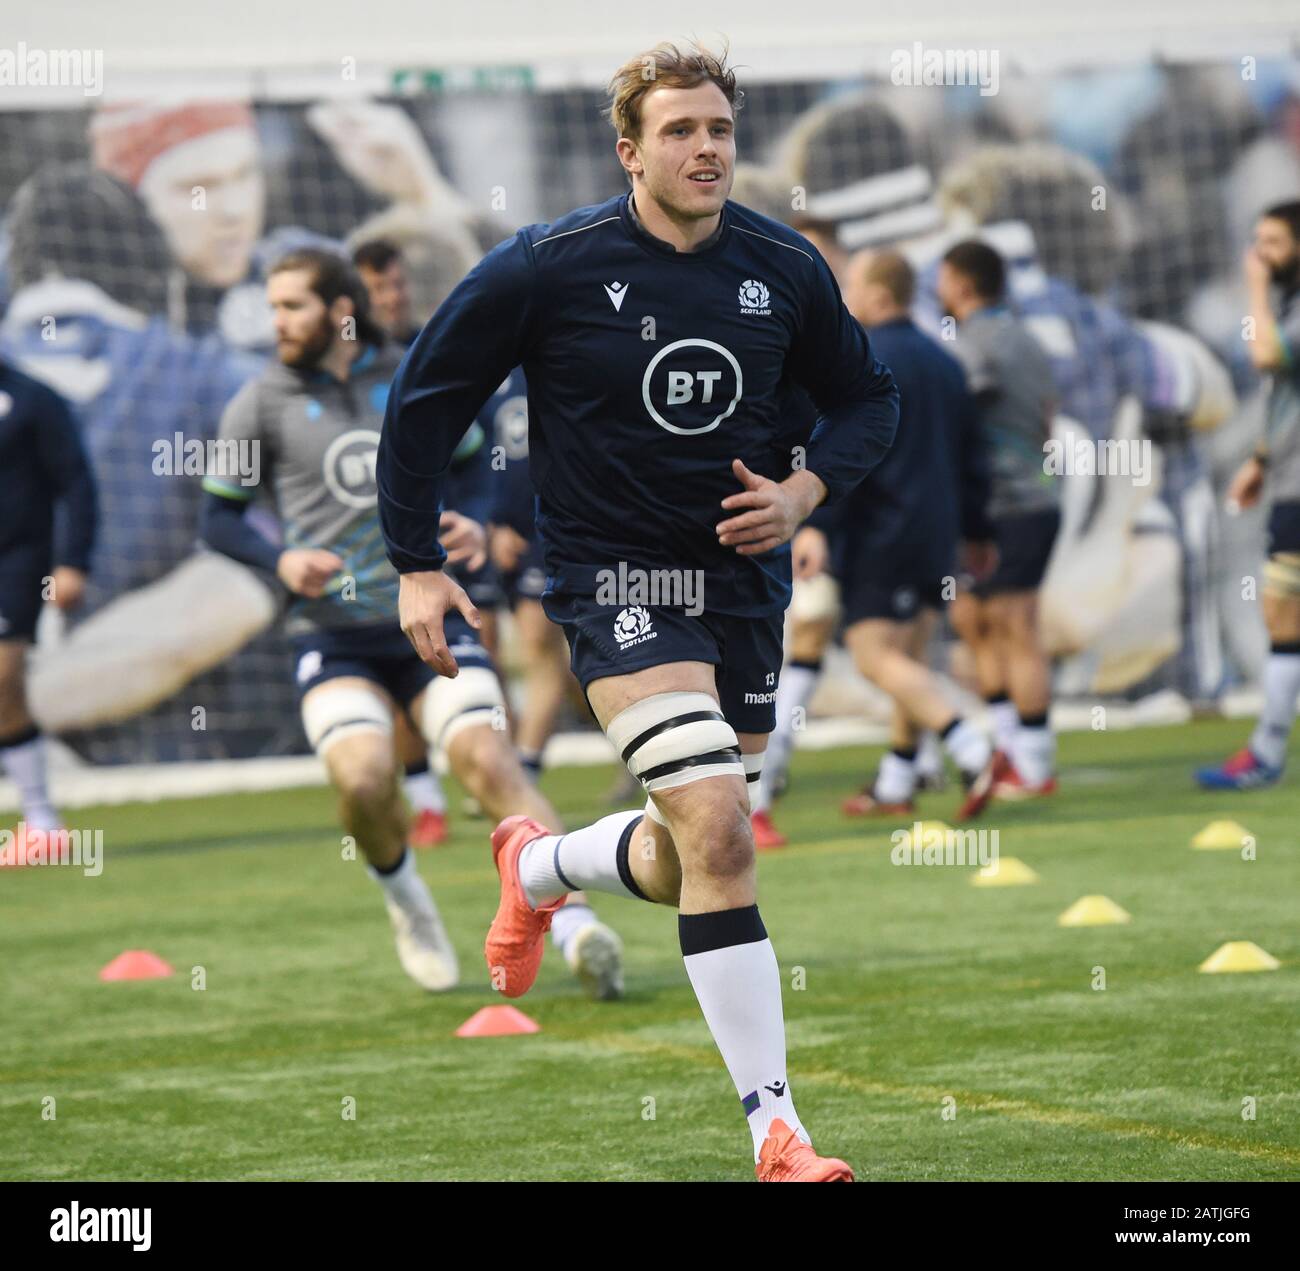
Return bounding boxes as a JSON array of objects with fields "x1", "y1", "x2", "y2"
[
  {"x1": 951, "y1": 305, "x2": 1060, "y2": 519},
  {"x1": 1264, "y1": 286, "x2": 1300, "y2": 504},
  {"x1": 204, "y1": 343, "x2": 407, "y2": 635}
]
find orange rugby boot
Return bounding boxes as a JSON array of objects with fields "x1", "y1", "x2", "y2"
[
  {"x1": 755, "y1": 1118, "x2": 854, "y2": 1182},
  {"x1": 484, "y1": 815, "x2": 564, "y2": 998}
]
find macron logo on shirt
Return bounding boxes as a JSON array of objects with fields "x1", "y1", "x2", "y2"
[{"x1": 604, "y1": 282, "x2": 628, "y2": 312}]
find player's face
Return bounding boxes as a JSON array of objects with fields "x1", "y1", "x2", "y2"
[
  {"x1": 1255, "y1": 217, "x2": 1300, "y2": 286},
  {"x1": 936, "y1": 261, "x2": 963, "y2": 318},
  {"x1": 843, "y1": 253, "x2": 889, "y2": 326},
  {"x1": 629, "y1": 82, "x2": 735, "y2": 221},
  {"x1": 799, "y1": 223, "x2": 850, "y2": 285},
  {"x1": 268, "y1": 269, "x2": 335, "y2": 369},
  {"x1": 358, "y1": 260, "x2": 413, "y2": 336},
  {"x1": 137, "y1": 127, "x2": 265, "y2": 288}
]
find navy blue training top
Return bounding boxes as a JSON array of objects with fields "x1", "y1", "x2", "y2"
[
  {"x1": 0, "y1": 357, "x2": 97, "y2": 574},
  {"x1": 378, "y1": 192, "x2": 898, "y2": 617},
  {"x1": 811, "y1": 317, "x2": 991, "y2": 576}
]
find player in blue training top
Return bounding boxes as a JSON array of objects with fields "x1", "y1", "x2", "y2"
[
  {"x1": 378, "y1": 41, "x2": 898, "y2": 1182},
  {"x1": 0, "y1": 358, "x2": 96, "y2": 864}
]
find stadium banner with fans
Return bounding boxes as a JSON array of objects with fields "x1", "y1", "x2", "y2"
[{"x1": 3, "y1": 47, "x2": 1298, "y2": 762}]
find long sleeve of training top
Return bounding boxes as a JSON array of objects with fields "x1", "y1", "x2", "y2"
[
  {"x1": 199, "y1": 492, "x2": 284, "y2": 575},
  {"x1": 0, "y1": 363, "x2": 99, "y2": 572},
  {"x1": 43, "y1": 395, "x2": 98, "y2": 572},
  {"x1": 956, "y1": 381, "x2": 994, "y2": 543},
  {"x1": 378, "y1": 235, "x2": 534, "y2": 575},
  {"x1": 788, "y1": 268, "x2": 898, "y2": 510}
]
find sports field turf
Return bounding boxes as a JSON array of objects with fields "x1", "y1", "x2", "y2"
[{"x1": 2, "y1": 718, "x2": 1297, "y2": 1181}]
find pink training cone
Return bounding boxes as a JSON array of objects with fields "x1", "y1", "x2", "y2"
[
  {"x1": 99, "y1": 950, "x2": 175, "y2": 982},
  {"x1": 455, "y1": 1005, "x2": 540, "y2": 1037}
]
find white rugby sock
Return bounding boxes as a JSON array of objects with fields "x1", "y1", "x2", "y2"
[
  {"x1": 1249, "y1": 647, "x2": 1300, "y2": 768},
  {"x1": 915, "y1": 730, "x2": 943, "y2": 781},
  {"x1": 942, "y1": 717, "x2": 991, "y2": 778},
  {"x1": 988, "y1": 696, "x2": 1018, "y2": 753},
  {"x1": 680, "y1": 906, "x2": 807, "y2": 1161},
  {"x1": 403, "y1": 764, "x2": 445, "y2": 813},
  {"x1": 518, "y1": 809, "x2": 647, "y2": 907},
  {"x1": 1013, "y1": 715, "x2": 1056, "y2": 786},
  {"x1": 549, "y1": 900, "x2": 597, "y2": 956},
  {"x1": 0, "y1": 728, "x2": 60, "y2": 831},
  {"x1": 754, "y1": 659, "x2": 820, "y2": 812},
  {"x1": 874, "y1": 749, "x2": 917, "y2": 803},
  {"x1": 368, "y1": 848, "x2": 429, "y2": 908}
]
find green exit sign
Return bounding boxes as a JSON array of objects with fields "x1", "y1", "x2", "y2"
[{"x1": 391, "y1": 65, "x2": 534, "y2": 94}]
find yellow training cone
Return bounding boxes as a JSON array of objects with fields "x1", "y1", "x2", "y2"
[
  {"x1": 904, "y1": 820, "x2": 954, "y2": 848},
  {"x1": 1198, "y1": 941, "x2": 1280, "y2": 974},
  {"x1": 970, "y1": 856, "x2": 1039, "y2": 887},
  {"x1": 1192, "y1": 820, "x2": 1252, "y2": 851},
  {"x1": 1058, "y1": 895, "x2": 1131, "y2": 927}
]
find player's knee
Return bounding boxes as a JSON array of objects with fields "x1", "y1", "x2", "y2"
[
  {"x1": 420, "y1": 666, "x2": 506, "y2": 759},
  {"x1": 851, "y1": 636, "x2": 888, "y2": 681},
  {"x1": 335, "y1": 755, "x2": 397, "y2": 810},
  {"x1": 658, "y1": 781, "x2": 751, "y2": 880},
  {"x1": 456, "y1": 723, "x2": 522, "y2": 792},
  {"x1": 690, "y1": 798, "x2": 753, "y2": 883}
]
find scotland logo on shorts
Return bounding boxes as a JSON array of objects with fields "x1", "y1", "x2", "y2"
[
  {"x1": 612, "y1": 605, "x2": 657, "y2": 649},
  {"x1": 892, "y1": 585, "x2": 919, "y2": 618},
  {"x1": 738, "y1": 279, "x2": 771, "y2": 316},
  {"x1": 295, "y1": 649, "x2": 323, "y2": 685}
]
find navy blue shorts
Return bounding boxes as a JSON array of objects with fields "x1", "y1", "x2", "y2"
[
  {"x1": 501, "y1": 540, "x2": 547, "y2": 608},
  {"x1": 974, "y1": 510, "x2": 1061, "y2": 597},
  {"x1": 0, "y1": 560, "x2": 46, "y2": 641},
  {"x1": 456, "y1": 558, "x2": 505, "y2": 610},
  {"x1": 1268, "y1": 500, "x2": 1300, "y2": 555},
  {"x1": 840, "y1": 566, "x2": 948, "y2": 625},
  {"x1": 543, "y1": 593, "x2": 785, "y2": 734},
  {"x1": 290, "y1": 616, "x2": 494, "y2": 707}
]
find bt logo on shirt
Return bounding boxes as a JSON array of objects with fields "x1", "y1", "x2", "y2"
[{"x1": 641, "y1": 338, "x2": 743, "y2": 436}]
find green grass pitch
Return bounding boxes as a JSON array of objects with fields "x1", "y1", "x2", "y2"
[{"x1": 2, "y1": 718, "x2": 1297, "y2": 1181}]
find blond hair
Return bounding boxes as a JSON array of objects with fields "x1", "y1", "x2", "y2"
[{"x1": 605, "y1": 40, "x2": 740, "y2": 143}]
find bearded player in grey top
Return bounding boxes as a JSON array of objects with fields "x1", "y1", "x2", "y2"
[
  {"x1": 200, "y1": 250, "x2": 624, "y2": 997},
  {"x1": 1198, "y1": 201, "x2": 1300, "y2": 790}
]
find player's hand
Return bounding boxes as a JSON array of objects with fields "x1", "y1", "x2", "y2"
[
  {"x1": 306, "y1": 100, "x2": 471, "y2": 216},
  {"x1": 717, "y1": 459, "x2": 826, "y2": 556},
  {"x1": 1226, "y1": 456, "x2": 1266, "y2": 512},
  {"x1": 398, "y1": 569, "x2": 482, "y2": 678},
  {"x1": 960, "y1": 540, "x2": 998, "y2": 584},
  {"x1": 47, "y1": 566, "x2": 87, "y2": 610},
  {"x1": 1243, "y1": 247, "x2": 1271, "y2": 292},
  {"x1": 438, "y1": 511, "x2": 487, "y2": 571},
  {"x1": 276, "y1": 548, "x2": 344, "y2": 598},
  {"x1": 489, "y1": 523, "x2": 529, "y2": 572},
  {"x1": 791, "y1": 526, "x2": 828, "y2": 580}
]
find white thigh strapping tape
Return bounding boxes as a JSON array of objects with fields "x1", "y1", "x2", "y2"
[
  {"x1": 301, "y1": 683, "x2": 392, "y2": 753},
  {"x1": 605, "y1": 690, "x2": 743, "y2": 793}
]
